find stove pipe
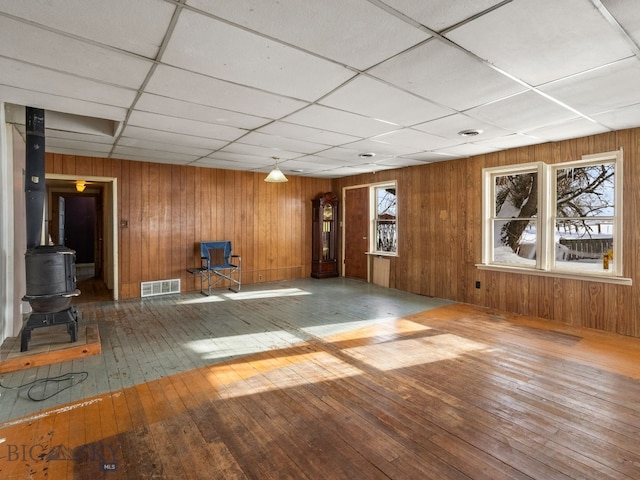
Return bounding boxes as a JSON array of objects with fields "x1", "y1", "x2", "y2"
[
  {"x1": 23, "y1": 107, "x2": 79, "y2": 313},
  {"x1": 25, "y1": 107, "x2": 46, "y2": 249}
]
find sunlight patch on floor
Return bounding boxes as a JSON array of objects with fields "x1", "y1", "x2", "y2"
[
  {"x1": 177, "y1": 295, "x2": 226, "y2": 304},
  {"x1": 186, "y1": 330, "x2": 305, "y2": 360},
  {"x1": 212, "y1": 351, "x2": 364, "y2": 399},
  {"x1": 223, "y1": 288, "x2": 312, "y2": 300},
  {"x1": 343, "y1": 334, "x2": 488, "y2": 370},
  {"x1": 304, "y1": 317, "x2": 432, "y2": 341}
]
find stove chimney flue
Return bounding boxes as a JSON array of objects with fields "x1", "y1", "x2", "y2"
[
  {"x1": 21, "y1": 107, "x2": 81, "y2": 352},
  {"x1": 25, "y1": 106, "x2": 45, "y2": 249}
]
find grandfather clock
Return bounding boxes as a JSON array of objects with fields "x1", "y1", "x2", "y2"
[{"x1": 311, "y1": 192, "x2": 339, "y2": 278}]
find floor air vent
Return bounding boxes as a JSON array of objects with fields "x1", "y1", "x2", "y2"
[{"x1": 141, "y1": 279, "x2": 181, "y2": 297}]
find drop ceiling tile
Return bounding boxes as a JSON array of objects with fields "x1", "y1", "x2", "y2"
[
  {"x1": 187, "y1": 0, "x2": 430, "y2": 70},
  {"x1": 292, "y1": 154, "x2": 350, "y2": 166},
  {"x1": 445, "y1": 0, "x2": 633, "y2": 86},
  {"x1": 112, "y1": 146, "x2": 199, "y2": 163},
  {"x1": 0, "y1": 58, "x2": 135, "y2": 113},
  {"x1": 369, "y1": 39, "x2": 525, "y2": 111},
  {"x1": 320, "y1": 75, "x2": 453, "y2": 126},
  {"x1": 413, "y1": 113, "x2": 509, "y2": 139},
  {"x1": 118, "y1": 137, "x2": 213, "y2": 157},
  {"x1": 592, "y1": 103, "x2": 640, "y2": 130},
  {"x1": 311, "y1": 147, "x2": 379, "y2": 163},
  {"x1": 215, "y1": 144, "x2": 300, "y2": 161},
  {"x1": 135, "y1": 93, "x2": 271, "y2": 130},
  {"x1": 44, "y1": 130, "x2": 115, "y2": 145},
  {"x1": 464, "y1": 91, "x2": 578, "y2": 133},
  {"x1": 372, "y1": 128, "x2": 461, "y2": 151},
  {"x1": 602, "y1": 0, "x2": 640, "y2": 46},
  {"x1": 121, "y1": 125, "x2": 229, "y2": 150},
  {"x1": 473, "y1": 133, "x2": 546, "y2": 149},
  {"x1": 274, "y1": 159, "x2": 330, "y2": 173},
  {"x1": 380, "y1": 0, "x2": 507, "y2": 31},
  {"x1": 525, "y1": 118, "x2": 610, "y2": 142},
  {"x1": 435, "y1": 143, "x2": 501, "y2": 157},
  {"x1": 0, "y1": 85, "x2": 128, "y2": 121},
  {"x1": 539, "y1": 57, "x2": 640, "y2": 116},
  {"x1": 318, "y1": 166, "x2": 379, "y2": 176},
  {"x1": 128, "y1": 110, "x2": 247, "y2": 141},
  {"x1": 145, "y1": 65, "x2": 308, "y2": 119},
  {"x1": 373, "y1": 157, "x2": 430, "y2": 167},
  {"x1": 46, "y1": 146, "x2": 110, "y2": 158},
  {"x1": 256, "y1": 122, "x2": 360, "y2": 146},
  {"x1": 399, "y1": 152, "x2": 462, "y2": 163},
  {"x1": 0, "y1": 0, "x2": 176, "y2": 58},
  {"x1": 0, "y1": 58, "x2": 136, "y2": 107},
  {"x1": 309, "y1": 170, "x2": 348, "y2": 179},
  {"x1": 335, "y1": 139, "x2": 421, "y2": 157},
  {"x1": 202, "y1": 154, "x2": 262, "y2": 166},
  {"x1": 193, "y1": 158, "x2": 250, "y2": 170},
  {"x1": 0, "y1": 16, "x2": 152, "y2": 89},
  {"x1": 45, "y1": 137, "x2": 112, "y2": 153},
  {"x1": 162, "y1": 9, "x2": 355, "y2": 101},
  {"x1": 238, "y1": 132, "x2": 329, "y2": 154},
  {"x1": 112, "y1": 154, "x2": 195, "y2": 165},
  {"x1": 283, "y1": 105, "x2": 399, "y2": 138}
]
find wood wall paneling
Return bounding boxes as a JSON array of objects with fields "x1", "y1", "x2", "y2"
[
  {"x1": 333, "y1": 128, "x2": 640, "y2": 337},
  {"x1": 45, "y1": 128, "x2": 639, "y2": 336},
  {"x1": 46, "y1": 155, "x2": 331, "y2": 300}
]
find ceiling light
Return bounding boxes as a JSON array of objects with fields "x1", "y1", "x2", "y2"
[
  {"x1": 75, "y1": 181, "x2": 86, "y2": 193},
  {"x1": 264, "y1": 157, "x2": 288, "y2": 183},
  {"x1": 359, "y1": 152, "x2": 376, "y2": 158},
  {"x1": 458, "y1": 129, "x2": 483, "y2": 137}
]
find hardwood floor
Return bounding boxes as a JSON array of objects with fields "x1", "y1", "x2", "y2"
[{"x1": 1, "y1": 278, "x2": 640, "y2": 479}]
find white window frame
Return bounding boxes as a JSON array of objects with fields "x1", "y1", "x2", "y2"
[
  {"x1": 479, "y1": 149, "x2": 630, "y2": 285},
  {"x1": 370, "y1": 181, "x2": 397, "y2": 256},
  {"x1": 482, "y1": 162, "x2": 545, "y2": 269}
]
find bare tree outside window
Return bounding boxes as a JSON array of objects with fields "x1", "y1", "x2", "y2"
[
  {"x1": 493, "y1": 161, "x2": 615, "y2": 271},
  {"x1": 375, "y1": 186, "x2": 397, "y2": 253}
]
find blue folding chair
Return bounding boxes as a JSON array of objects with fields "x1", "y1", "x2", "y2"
[{"x1": 188, "y1": 241, "x2": 241, "y2": 294}]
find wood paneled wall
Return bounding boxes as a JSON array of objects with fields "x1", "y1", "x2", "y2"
[
  {"x1": 46, "y1": 154, "x2": 331, "y2": 300},
  {"x1": 333, "y1": 128, "x2": 640, "y2": 337}
]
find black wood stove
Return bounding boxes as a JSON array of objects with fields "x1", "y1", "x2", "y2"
[
  {"x1": 21, "y1": 245, "x2": 80, "y2": 351},
  {"x1": 20, "y1": 107, "x2": 80, "y2": 351}
]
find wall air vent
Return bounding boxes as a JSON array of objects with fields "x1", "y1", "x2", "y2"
[{"x1": 141, "y1": 279, "x2": 181, "y2": 297}]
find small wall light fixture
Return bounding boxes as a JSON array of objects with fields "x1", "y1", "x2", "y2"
[
  {"x1": 264, "y1": 157, "x2": 288, "y2": 183},
  {"x1": 75, "y1": 181, "x2": 87, "y2": 193}
]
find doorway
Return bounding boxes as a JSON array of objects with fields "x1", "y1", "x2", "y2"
[{"x1": 46, "y1": 174, "x2": 118, "y2": 301}]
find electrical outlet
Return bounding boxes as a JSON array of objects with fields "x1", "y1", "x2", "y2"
[
  {"x1": 475, "y1": 281, "x2": 481, "y2": 289},
  {"x1": 259, "y1": 274, "x2": 263, "y2": 281}
]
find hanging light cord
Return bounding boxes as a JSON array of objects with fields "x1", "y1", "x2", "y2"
[{"x1": 0, "y1": 372, "x2": 89, "y2": 402}]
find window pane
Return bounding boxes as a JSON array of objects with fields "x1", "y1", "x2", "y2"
[
  {"x1": 556, "y1": 163, "x2": 614, "y2": 218},
  {"x1": 375, "y1": 186, "x2": 397, "y2": 253},
  {"x1": 492, "y1": 219, "x2": 537, "y2": 266},
  {"x1": 376, "y1": 220, "x2": 397, "y2": 252},
  {"x1": 555, "y1": 219, "x2": 614, "y2": 273},
  {"x1": 377, "y1": 188, "x2": 396, "y2": 217},
  {"x1": 494, "y1": 172, "x2": 538, "y2": 218}
]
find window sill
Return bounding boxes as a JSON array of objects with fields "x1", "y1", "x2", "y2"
[
  {"x1": 475, "y1": 264, "x2": 632, "y2": 286},
  {"x1": 366, "y1": 252, "x2": 398, "y2": 258}
]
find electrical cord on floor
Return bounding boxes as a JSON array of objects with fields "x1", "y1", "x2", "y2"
[{"x1": 0, "y1": 372, "x2": 89, "y2": 402}]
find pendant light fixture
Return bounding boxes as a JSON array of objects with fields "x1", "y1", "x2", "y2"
[{"x1": 264, "y1": 157, "x2": 288, "y2": 183}]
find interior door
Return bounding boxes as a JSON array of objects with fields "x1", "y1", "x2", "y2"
[{"x1": 344, "y1": 187, "x2": 369, "y2": 280}]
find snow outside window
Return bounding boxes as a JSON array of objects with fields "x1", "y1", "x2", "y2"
[
  {"x1": 372, "y1": 183, "x2": 397, "y2": 254},
  {"x1": 482, "y1": 150, "x2": 623, "y2": 279}
]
